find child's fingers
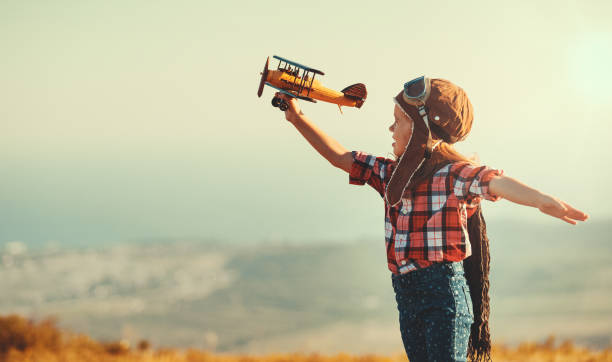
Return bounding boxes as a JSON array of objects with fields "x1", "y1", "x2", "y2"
[
  {"x1": 562, "y1": 201, "x2": 589, "y2": 221},
  {"x1": 541, "y1": 197, "x2": 589, "y2": 224},
  {"x1": 560, "y1": 215, "x2": 577, "y2": 225},
  {"x1": 275, "y1": 93, "x2": 297, "y2": 106},
  {"x1": 276, "y1": 93, "x2": 294, "y2": 103}
]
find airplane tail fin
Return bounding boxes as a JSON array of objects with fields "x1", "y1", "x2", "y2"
[
  {"x1": 341, "y1": 83, "x2": 367, "y2": 108},
  {"x1": 342, "y1": 83, "x2": 368, "y2": 108}
]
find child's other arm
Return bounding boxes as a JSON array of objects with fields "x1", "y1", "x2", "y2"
[
  {"x1": 488, "y1": 175, "x2": 589, "y2": 225},
  {"x1": 277, "y1": 93, "x2": 353, "y2": 173}
]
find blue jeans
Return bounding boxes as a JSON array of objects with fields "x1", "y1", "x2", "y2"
[{"x1": 391, "y1": 262, "x2": 474, "y2": 362}]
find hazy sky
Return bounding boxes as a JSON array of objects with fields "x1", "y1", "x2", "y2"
[{"x1": 1, "y1": 0, "x2": 611, "y2": 246}]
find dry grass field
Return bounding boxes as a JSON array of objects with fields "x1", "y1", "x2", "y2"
[{"x1": 1, "y1": 315, "x2": 611, "y2": 362}]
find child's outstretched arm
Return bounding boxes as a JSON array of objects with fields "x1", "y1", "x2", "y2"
[
  {"x1": 489, "y1": 175, "x2": 589, "y2": 225},
  {"x1": 276, "y1": 93, "x2": 353, "y2": 173}
]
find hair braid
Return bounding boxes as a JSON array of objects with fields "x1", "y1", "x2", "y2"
[{"x1": 464, "y1": 204, "x2": 492, "y2": 362}]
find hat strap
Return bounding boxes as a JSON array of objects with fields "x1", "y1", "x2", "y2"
[{"x1": 418, "y1": 105, "x2": 431, "y2": 131}]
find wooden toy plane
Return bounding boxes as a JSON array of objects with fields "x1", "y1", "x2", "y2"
[{"x1": 257, "y1": 55, "x2": 367, "y2": 113}]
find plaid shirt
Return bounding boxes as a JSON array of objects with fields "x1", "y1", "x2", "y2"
[{"x1": 349, "y1": 151, "x2": 502, "y2": 275}]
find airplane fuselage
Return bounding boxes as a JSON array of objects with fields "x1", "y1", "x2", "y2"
[{"x1": 266, "y1": 70, "x2": 360, "y2": 108}]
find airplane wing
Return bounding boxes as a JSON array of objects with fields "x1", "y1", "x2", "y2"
[
  {"x1": 273, "y1": 55, "x2": 325, "y2": 76},
  {"x1": 265, "y1": 82, "x2": 317, "y2": 103}
]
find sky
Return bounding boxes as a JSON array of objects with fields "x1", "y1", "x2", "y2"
[{"x1": 1, "y1": 0, "x2": 611, "y2": 246}]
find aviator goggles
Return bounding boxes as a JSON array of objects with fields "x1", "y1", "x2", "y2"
[
  {"x1": 402, "y1": 76, "x2": 431, "y2": 106},
  {"x1": 401, "y1": 76, "x2": 433, "y2": 131}
]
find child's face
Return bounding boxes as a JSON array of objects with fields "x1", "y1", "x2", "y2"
[{"x1": 389, "y1": 105, "x2": 414, "y2": 157}]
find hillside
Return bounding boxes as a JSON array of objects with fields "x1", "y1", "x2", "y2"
[{"x1": 1, "y1": 315, "x2": 611, "y2": 362}]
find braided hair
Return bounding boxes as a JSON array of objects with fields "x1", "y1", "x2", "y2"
[{"x1": 465, "y1": 204, "x2": 492, "y2": 362}]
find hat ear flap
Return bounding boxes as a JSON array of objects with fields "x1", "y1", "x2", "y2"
[{"x1": 386, "y1": 92, "x2": 432, "y2": 205}]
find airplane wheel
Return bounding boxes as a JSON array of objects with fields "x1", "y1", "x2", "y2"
[
  {"x1": 279, "y1": 101, "x2": 289, "y2": 111},
  {"x1": 271, "y1": 97, "x2": 281, "y2": 107}
]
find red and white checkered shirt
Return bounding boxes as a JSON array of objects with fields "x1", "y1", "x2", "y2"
[{"x1": 349, "y1": 151, "x2": 503, "y2": 275}]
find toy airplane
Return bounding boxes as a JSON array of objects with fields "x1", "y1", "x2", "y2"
[{"x1": 257, "y1": 55, "x2": 367, "y2": 113}]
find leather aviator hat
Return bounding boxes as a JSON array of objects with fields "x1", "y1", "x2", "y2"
[{"x1": 385, "y1": 76, "x2": 474, "y2": 206}]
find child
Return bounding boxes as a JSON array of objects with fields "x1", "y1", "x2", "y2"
[{"x1": 272, "y1": 76, "x2": 588, "y2": 362}]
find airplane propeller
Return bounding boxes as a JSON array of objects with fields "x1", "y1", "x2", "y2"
[{"x1": 257, "y1": 57, "x2": 269, "y2": 98}]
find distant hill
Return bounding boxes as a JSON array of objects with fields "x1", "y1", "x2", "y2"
[{"x1": 0, "y1": 219, "x2": 610, "y2": 353}]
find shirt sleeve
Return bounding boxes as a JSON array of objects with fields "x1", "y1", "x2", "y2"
[
  {"x1": 449, "y1": 162, "x2": 503, "y2": 202},
  {"x1": 349, "y1": 151, "x2": 395, "y2": 198}
]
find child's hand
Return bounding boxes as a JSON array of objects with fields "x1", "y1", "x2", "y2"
[
  {"x1": 489, "y1": 175, "x2": 589, "y2": 225},
  {"x1": 276, "y1": 92, "x2": 304, "y2": 124},
  {"x1": 537, "y1": 194, "x2": 589, "y2": 225}
]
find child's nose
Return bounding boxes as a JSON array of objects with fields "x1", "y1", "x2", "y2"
[{"x1": 389, "y1": 123, "x2": 394, "y2": 132}]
